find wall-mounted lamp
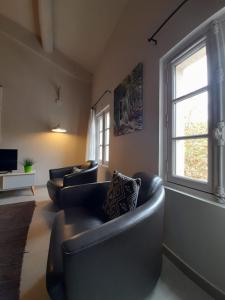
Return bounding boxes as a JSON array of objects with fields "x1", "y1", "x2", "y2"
[
  {"x1": 51, "y1": 123, "x2": 67, "y2": 133},
  {"x1": 51, "y1": 86, "x2": 67, "y2": 133},
  {"x1": 55, "y1": 86, "x2": 63, "y2": 106}
]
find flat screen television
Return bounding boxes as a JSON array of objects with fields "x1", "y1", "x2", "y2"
[{"x1": 0, "y1": 149, "x2": 18, "y2": 172}]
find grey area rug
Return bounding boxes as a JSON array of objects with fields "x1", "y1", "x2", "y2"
[{"x1": 0, "y1": 201, "x2": 35, "y2": 300}]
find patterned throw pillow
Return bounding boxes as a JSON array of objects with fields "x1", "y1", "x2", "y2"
[
  {"x1": 103, "y1": 171, "x2": 141, "y2": 220},
  {"x1": 80, "y1": 161, "x2": 92, "y2": 170}
]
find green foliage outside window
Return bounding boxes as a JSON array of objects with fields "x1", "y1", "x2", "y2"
[{"x1": 183, "y1": 123, "x2": 208, "y2": 181}]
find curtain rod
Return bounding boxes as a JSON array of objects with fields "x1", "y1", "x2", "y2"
[
  {"x1": 92, "y1": 90, "x2": 112, "y2": 109},
  {"x1": 148, "y1": 0, "x2": 189, "y2": 45}
]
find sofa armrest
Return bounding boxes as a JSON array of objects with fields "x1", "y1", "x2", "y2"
[
  {"x1": 63, "y1": 166, "x2": 98, "y2": 187},
  {"x1": 59, "y1": 181, "x2": 110, "y2": 209},
  {"x1": 49, "y1": 166, "x2": 75, "y2": 180}
]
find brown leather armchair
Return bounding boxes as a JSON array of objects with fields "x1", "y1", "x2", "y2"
[{"x1": 46, "y1": 173, "x2": 165, "y2": 300}]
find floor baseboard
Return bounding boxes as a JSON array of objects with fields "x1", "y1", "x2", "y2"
[{"x1": 163, "y1": 244, "x2": 225, "y2": 300}]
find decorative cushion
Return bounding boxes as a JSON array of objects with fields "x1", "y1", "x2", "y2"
[
  {"x1": 103, "y1": 171, "x2": 141, "y2": 220},
  {"x1": 72, "y1": 167, "x2": 82, "y2": 173},
  {"x1": 80, "y1": 161, "x2": 92, "y2": 170}
]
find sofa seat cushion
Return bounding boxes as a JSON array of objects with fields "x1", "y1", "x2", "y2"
[
  {"x1": 47, "y1": 206, "x2": 103, "y2": 298},
  {"x1": 63, "y1": 206, "x2": 104, "y2": 239}
]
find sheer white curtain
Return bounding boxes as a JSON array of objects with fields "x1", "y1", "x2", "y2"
[
  {"x1": 208, "y1": 18, "x2": 225, "y2": 202},
  {"x1": 86, "y1": 108, "x2": 97, "y2": 161}
]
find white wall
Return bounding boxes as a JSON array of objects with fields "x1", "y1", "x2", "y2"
[
  {"x1": 164, "y1": 189, "x2": 225, "y2": 292},
  {"x1": 92, "y1": 0, "x2": 225, "y2": 293},
  {"x1": 0, "y1": 23, "x2": 91, "y2": 185}
]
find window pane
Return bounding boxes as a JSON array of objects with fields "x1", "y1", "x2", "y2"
[
  {"x1": 98, "y1": 116, "x2": 103, "y2": 131},
  {"x1": 105, "y1": 145, "x2": 109, "y2": 162},
  {"x1": 105, "y1": 112, "x2": 110, "y2": 129},
  {"x1": 105, "y1": 129, "x2": 110, "y2": 145},
  {"x1": 99, "y1": 132, "x2": 103, "y2": 145},
  {"x1": 174, "y1": 91, "x2": 208, "y2": 137},
  {"x1": 99, "y1": 146, "x2": 103, "y2": 161},
  {"x1": 174, "y1": 138, "x2": 208, "y2": 181},
  {"x1": 175, "y1": 46, "x2": 207, "y2": 98}
]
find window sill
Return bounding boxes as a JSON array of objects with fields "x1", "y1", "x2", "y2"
[{"x1": 164, "y1": 181, "x2": 225, "y2": 208}]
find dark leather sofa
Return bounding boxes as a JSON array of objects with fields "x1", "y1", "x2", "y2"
[
  {"x1": 46, "y1": 173, "x2": 165, "y2": 300},
  {"x1": 47, "y1": 160, "x2": 98, "y2": 208}
]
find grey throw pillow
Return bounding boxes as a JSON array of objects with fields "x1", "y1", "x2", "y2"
[
  {"x1": 80, "y1": 161, "x2": 92, "y2": 169},
  {"x1": 103, "y1": 171, "x2": 141, "y2": 220},
  {"x1": 72, "y1": 167, "x2": 82, "y2": 173}
]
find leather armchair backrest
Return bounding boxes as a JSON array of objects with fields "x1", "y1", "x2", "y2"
[
  {"x1": 81, "y1": 164, "x2": 98, "y2": 175},
  {"x1": 87, "y1": 160, "x2": 98, "y2": 168},
  {"x1": 132, "y1": 173, "x2": 163, "y2": 206},
  {"x1": 80, "y1": 160, "x2": 98, "y2": 170},
  {"x1": 63, "y1": 164, "x2": 98, "y2": 187}
]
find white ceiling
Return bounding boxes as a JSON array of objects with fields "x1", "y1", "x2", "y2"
[{"x1": 0, "y1": 0, "x2": 129, "y2": 72}]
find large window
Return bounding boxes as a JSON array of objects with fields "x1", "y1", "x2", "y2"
[
  {"x1": 162, "y1": 15, "x2": 225, "y2": 199},
  {"x1": 97, "y1": 107, "x2": 110, "y2": 165},
  {"x1": 167, "y1": 40, "x2": 211, "y2": 191}
]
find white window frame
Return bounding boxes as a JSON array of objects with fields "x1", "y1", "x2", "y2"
[
  {"x1": 96, "y1": 106, "x2": 110, "y2": 166},
  {"x1": 160, "y1": 11, "x2": 225, "y2": 202},
  {"x1": 166, "y1": 37, "x2": 213, "y2": 193}
]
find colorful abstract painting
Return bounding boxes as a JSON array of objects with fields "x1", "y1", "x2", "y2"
[{"x1": 114, "y1": 63, "x2": 143, "y2": 136}]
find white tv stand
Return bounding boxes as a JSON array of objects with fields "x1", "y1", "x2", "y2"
[{"x1": 0, "y1": 171, "x2": 35, "y2": 195}]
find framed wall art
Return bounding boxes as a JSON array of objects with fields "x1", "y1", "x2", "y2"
[{"x1": 114, "y1": 63, "x2": 143, "y2": 136}]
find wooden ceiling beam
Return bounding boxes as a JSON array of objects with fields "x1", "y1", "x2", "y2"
[{"x1": 38, "y1": 0, "x2": 54, "y2": 53}]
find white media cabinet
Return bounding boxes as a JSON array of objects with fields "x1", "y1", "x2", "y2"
[{"x1": 0, "y1": 171, "x2": 35, "y2": 195}]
